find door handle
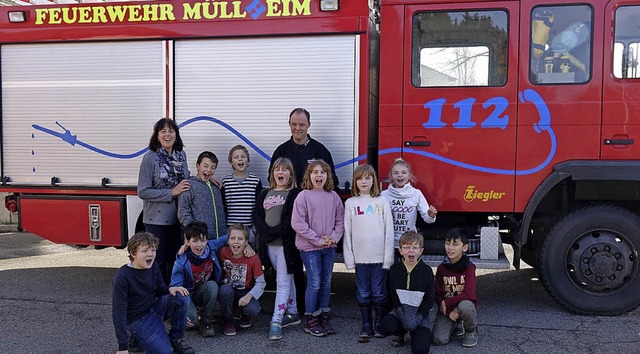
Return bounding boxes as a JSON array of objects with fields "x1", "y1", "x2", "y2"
[
  {"x1": 604, "y1": 139, "x2": 634, "y2": 145},
  {"x1": 404, "y1": 141, "x2": 431, "y2": 147}
]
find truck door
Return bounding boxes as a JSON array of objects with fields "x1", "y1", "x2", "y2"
[
  {"x1": 516, "y1": 2, "x2": 602, "y2": 211},
  {"x1": 602, "y1": 2, "x2": 640, "y2": 159},
  {"x1": 401, "y1": 2, "x2": 519, "y2": 212}
]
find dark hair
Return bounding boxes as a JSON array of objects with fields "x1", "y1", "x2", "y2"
[
  {"x1": 197, "y1": 151, "x2": 219, "y2": 165},
  {"x1": 288, "y1": 107, "x2": 310, "y2": 123},
  {"x1": 301, "y1": 159, "x2": 334, "y2": 191},
  {"x1": 446, "y1": 228, "x2": 469, "y2": 245},
  {"x1": 148, "y1": 118, "x2": 184, "y2": 152},
  {"x1": 228, "y1": 223, "x2": 249, "y2": 240},
  {"x1": 127, "y1": 232, "x2": 159, "y2": 261},
  {"x1": 185, "y1": 221, "x2": 208, "y2": 241}
]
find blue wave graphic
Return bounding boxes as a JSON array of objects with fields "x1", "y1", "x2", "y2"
[{"x1": 31, "y1": 90, "x2": 556, "y2": 177}]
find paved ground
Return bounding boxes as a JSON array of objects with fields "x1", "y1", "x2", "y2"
[{"x1": 0, "y1": 231, "x2": 639, "y2": 353}]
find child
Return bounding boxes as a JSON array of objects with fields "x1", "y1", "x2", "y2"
[
  {"x1": 379, "y1": 231, "x2": 434, "y2": 354},
  {"x1": 432, "y1": 228, "x2": 478, "y2": 348},
  {"x1": 221, "y1": 145, "x2": 263, "y2": 243},
  {"x1": 218, "y1": 224, "x2": 266, "y2": 336},
  {"x1": 178, "y1": 151, "x2": 227, "y2": 240},
  {"x1": 254, "y1": 157, "x2": 303, "y2": 340},
  {"x1": 291, "y1": 159, "x2": 345, "y2": 337},
  {"x1": 169, "y1": 221, "x2": 229, "y2": 338},
  {"x1": 343, "y1": 164, "x2": 394, "y2": 340},
  {"x1": 381, "y1": 158, "x2": 437, "y2": 260},
  {"x1": 112, "y1": 232, "x2": 195, "y2": 354}
]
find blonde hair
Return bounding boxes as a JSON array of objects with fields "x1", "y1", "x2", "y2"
[
  {"x1": 389, "y1": 158, "x2": 417, "y2": 184},
  {"x1": 127, "y1": 232, "x2": 159, "y2": 261},
  {"x1": 301, "y1": 159, "x2": 334, "y2": 191},
  {"x1": 399, "y1": 231, "x2": 424, "y2": 248},
  {"x1": 228, "y1": 223, "x2": 249, "y2": 240},
  {"x1": 352, "y1": 164, "x2": 380, "y2": 197},
  {"x1": 269, "y1": 157, "x2": 297, "y2": 190}
]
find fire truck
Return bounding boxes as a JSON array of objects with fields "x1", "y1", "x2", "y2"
[{"x1": 1, "y1": 0, "x2": 640, "y2": 315}]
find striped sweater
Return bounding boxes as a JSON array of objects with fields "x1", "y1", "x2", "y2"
[{"x1": 221, "y1": 172, "x2": 263, "y2": 227}]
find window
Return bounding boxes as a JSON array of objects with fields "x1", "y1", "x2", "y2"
[
  {"x1": 529, "y1": 5, "x2": 592, "y2": 84},
  {"x1": 613, "y1": 6, "x2": 640, "y2": 79},
  {"x1": 412, "y1": 10, "x2": 508, "y2": 87}
]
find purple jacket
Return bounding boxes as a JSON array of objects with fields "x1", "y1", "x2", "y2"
[{"x1": 291, "y1": 189, "x2": 345, "y2": 252}]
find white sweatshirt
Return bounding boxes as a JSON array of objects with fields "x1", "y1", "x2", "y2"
[
  {"x1": 381, "y1": 183, "x2": 436, "y2": 248},
  {"x1": 343, "y1": 195, "x2": 395, "y2": 270}
]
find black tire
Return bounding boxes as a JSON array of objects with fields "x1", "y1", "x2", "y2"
[
  {"x1": 520, "y1": 242, "x2": 540, "y2": 269},
  {"x1": 539, "y1": 205, "x2": 640, "y2": 315}
]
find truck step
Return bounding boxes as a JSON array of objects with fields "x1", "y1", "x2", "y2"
[{"x1": 421, "y1": 254, "x2": 511, "y2": 270}]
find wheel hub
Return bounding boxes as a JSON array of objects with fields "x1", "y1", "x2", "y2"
[{"x1": 567, "y1": 231, "x2": 636, "y2": 293}]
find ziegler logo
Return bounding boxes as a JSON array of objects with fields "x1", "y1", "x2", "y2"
[{"x1": 464, "y1": 185, "x2": 506, "y2": 203}]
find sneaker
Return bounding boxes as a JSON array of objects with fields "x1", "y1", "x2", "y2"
[
  {"x1": 128, "y1": 334, "x2": 142, "y2": 353},
  {"x1": 281, "y1": 313, "x2": 301, "y2": 328},
  {"x1": 452, "y1": 320, "x2": 465, "y2": 337},
  {"x1": 223, "y1": 320, "x2": 237, "y2": 336},
  {"x1": 462, "y1": 329, "x2": 478, "y2": 348},
  {"x1": 239, "y1": 315, "x2": 253, "y2": 329},
  {"x1": 170, "y1": 338, "x2": 195, "y2": 354},
  {"x1": 269, "y1": 321, "x2": 283, "y2": 341},
  {"x1": 304, "y1": 315, "x2": 326, "y2": 337},
  {"x1": 319, "y1": 311, "x2": 336, "y2": 335},
  {"x1": 391, "y1": 335, "x2": 405, "y2": 347},
  {"x1": 199, "y1": 321, "x2": 215, "y2": 338}
]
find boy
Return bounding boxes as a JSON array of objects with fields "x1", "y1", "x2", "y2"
[
  {"x1": 218, "y1": 224, "x2": 266, "y2": 336},
  {"x1": 112, "y1": 232, "x2": 195, "y2": 354},
  {"x1": 221, "y1": 145, "x2": 262, "y2": 245},
  {"x1": 432, "y1": 228, "x2": 478, "y2": 348},
  {"x1": 379, "y1": 231, "x2": 434, "y2": 354},
  {"x1": 178, "y1": 151, "x2": 227, "y2": 240},
  {"x1": 170, "y1": 221, "x2": 229, "y2": 337}
]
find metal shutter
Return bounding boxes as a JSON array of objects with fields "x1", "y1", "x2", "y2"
[
  {"x1": 1, "y1": 41, "x2": 165, "y2": 185},
  {"x1": 174, "y1": 35, "x2": 358, "y2": 187}
]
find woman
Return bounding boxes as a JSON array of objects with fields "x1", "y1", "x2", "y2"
[{"x1": 137, "y1": 118, "x2": 190, "y2": 283}]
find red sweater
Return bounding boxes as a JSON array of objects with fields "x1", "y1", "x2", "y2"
[{"x1": 434, "y1": 258, "x2": 478, "y2": 315}]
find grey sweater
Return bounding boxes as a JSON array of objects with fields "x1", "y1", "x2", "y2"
[
  {"x1": 137, "y1": 150, "x2": 190, "y2": 225},
  {"x1": 177, "y1": 176, "x2": 227, "y2": 239}
]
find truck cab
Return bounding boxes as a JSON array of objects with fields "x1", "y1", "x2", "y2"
[{"x1": 379, "y1": 0, "x2": 640, "y2": 315}]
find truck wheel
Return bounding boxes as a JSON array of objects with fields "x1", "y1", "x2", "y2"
[{"x1": 539, "y1": 205, "x2": 640, "y2": 315}]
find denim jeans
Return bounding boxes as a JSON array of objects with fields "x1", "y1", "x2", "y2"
[
  {"x1": 300, "y1": 247, "x2": 336, "y2": 315},
  {"x1": 218, "y1": 284, "x2": 261, "y2": 321},
  {"x1": 355, "y1": 263, "x2": 387, "y2": 304},
  {"x1": 128, "y1": 293, "x2": 189, "y2": 354},
  {"x1": 187, "y1": 280, "x2": 219, "y2": 324},
  {"x1": 144, "y1": 223, "x2": 182, "y2": 285},
  {"x1": 268, "y1": 245, "x2": 298, "y2": 323}
]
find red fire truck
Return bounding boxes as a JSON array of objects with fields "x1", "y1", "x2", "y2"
[{"x1": 2, "y1": 0, "x2": 639, "y2": 315}]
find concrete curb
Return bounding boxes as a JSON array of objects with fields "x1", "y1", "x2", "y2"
[{"x1": 0, "y1": 224, "x2": 19, "y2": 233}]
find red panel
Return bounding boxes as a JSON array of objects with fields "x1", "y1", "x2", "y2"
[
  {"x1": 19, "y1": 197, "x2": 124, "y2": 247},
  {"x1": 0, "y1": 0, "x2": 369, "y2": 43}
]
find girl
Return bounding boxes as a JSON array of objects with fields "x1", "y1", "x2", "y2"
[
  {"x1": 381, "y1": 158, "x2": 437, "y2": 261},
  {"x1": 291, "y1": 159, "x2": 345, "y2": 337},
  {"x1": 137, "y1": 118, "x2": 190, "y2": 284},
  {"x1": 254, "y1": 158, "x2": 303, "y2": 341},
  {"x1": 343, "y1": 164, "x2": 394, "y2": 340}
]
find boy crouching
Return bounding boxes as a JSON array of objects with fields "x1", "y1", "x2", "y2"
[
  {"x1": 432, "y1": 228, "x2": 478, "y2": 348},
  {"x1": 112, "y1": 232, "x2": 195, "y2": 354}
]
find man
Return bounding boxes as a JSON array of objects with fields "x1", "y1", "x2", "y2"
[
  {"x1": 269, "y1": 108, "x2": 340, "y2": 312},
  {"x1": 269, "y1": 108, "x2": 339, "y2": 188}
]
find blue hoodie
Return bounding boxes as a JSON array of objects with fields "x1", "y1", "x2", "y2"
[{"x1": 169, "y1": 235, "x2": 228, "y2": 290}]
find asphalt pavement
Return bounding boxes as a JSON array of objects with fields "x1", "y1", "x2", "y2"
[{"x1": 0, "y1": 231, "x2": 639, "y2": 354}]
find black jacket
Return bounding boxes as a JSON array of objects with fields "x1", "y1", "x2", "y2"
[{"x1": 254, "y1": 187, "x2": 303, "y2": 274}]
